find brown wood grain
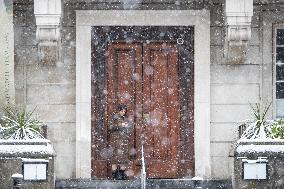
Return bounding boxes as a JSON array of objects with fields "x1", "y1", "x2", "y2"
[{"x1": 91, "y1": 26, "x2": 194, "y2": 179}]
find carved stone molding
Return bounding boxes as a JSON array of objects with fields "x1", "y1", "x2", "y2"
[
  {"x1": 225, "y1": 0, "x2": 253, "y2": 63},
  {"x1": 34, "y1": 0, "x2": 62, "y2": 46}
]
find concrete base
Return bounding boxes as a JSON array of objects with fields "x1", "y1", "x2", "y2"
[
  {"x1": 234, "y1": 141, "x2": 284, "y2": 189},
  {"x1": 0, "y1": 140, "x2": 55, "y2": 189},
  {"x1": 55, "y1": 179, "x2": 232, "y2": 189}
]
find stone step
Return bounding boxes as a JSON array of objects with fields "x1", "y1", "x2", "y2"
[{"x1": 55, "y1": 179, "x2": 232, "y2": 189}]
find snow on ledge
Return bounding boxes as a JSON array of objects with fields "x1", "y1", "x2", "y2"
[
  {"x1": 0, "y1": 139, "x2": 50, "y2": 143},
  {"x1": 237, "y1": 144, "x2": 284, "y2": 153},
  {"x1": 22, "y1": 158, "x2": 49, "y2": 162},
  {"x1": 0, "y1": 139, "x2": 55, "y2": 156},
  {"x1": 0, "y1": 144, "x2": 54, "y2": 155},
  {"x1": 11, "y1": 173, "x2": 23, "y2": 178},
  {"x1": 238, "y1": 138, "x2": 284, "y2": 143},
  {"x1": 192, "y1": 177, "x2": 203, "y2": 180}
]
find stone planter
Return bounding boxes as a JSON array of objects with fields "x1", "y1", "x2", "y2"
[
  {"x1": 0, "y1": 139, "x2": 55, "y2": 189},
  {"x1": 233, "y1": 140, "x2": 284, "y2": 189}
]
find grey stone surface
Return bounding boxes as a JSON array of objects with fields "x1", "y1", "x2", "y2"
[
  {"x1": 15, "y1": 88, "x2": 26, "y2": 106},
  {"x1": 211, "y1": 64, "x2": 260, "y2": 84},
  {"x1": 55, "y1": 179, "x2": 232, "y2": 189},
  {"x1": 62, "y1": 27, "x2": 76, "y2": 47},
  {"x1": 0, "y1": 158, "x2": 22, "y2": 189},
  {"x1": 26, "y1": 65, "x2": 76, "y2": 84},
  {"x1": 47, "y1": 123, "x2": 76, "y2": 142},
  {"x1": 249, "y1": 28, "x2": 260, "y2": 46},
  {"x1": 234, "y1": 142, "x2": 284, "y2": 189},
  {"x1": 27, "y1": 104, "x2": 76, "y2": 123},
  {"x1": 211, "y1": 123, "x2": 239, "y2": 142},
  {"x1": 210, "y1": 4, "x2": 225, "y2": 27},
  {"x1": 211, "y1": 157, "x2": 234, "y2": 179},
  {"x1": 211, "y1": 143, "x2": 234, "y2": 157},
  {"x1": 62, "y1": 46, "x2": 76, "y2": 65},
  {"x1": 245, "y1": 45, "x2": 261, "y2": 65},
  {"x1": 14, "y1": 65, "x2": 25, "y2": 90},
  {"x1": 0, "y1": 158, "x2": 55, "y2": 189},
  {"x1": 211, "y1": 84, "x2": 260, "y2": 104},
  {"x1": 23, "y1": 26, "x2": 37, "y2": 46},
  {"x1": 13, "y1": 9, "x2": 27, "y2": 27},
  {"x1": 27, "y1": 84, "x2": 75, "y2": 104},
  {"x1": 210, "y1": 26, "x2": 225, "y2": 46},
  {"x1": 55, "y1": 154, "x2": 76, "y2": 178},
  {"x1": 211, "y1": 45, "x2": 225, "y2": 64},
  {"x1": 47, "y1": 123, "x2": 76, "y2": 178},
  {"x1": 251, "y1": 10, "x2": 260, "y2": 28},
  {"x1": 211, "y1": 104, "x2": 253, "y2": 123},
  {"x1": 14, "y1": 45, "x2": 38, "y2": 66},
  {"x1": 0, "y1": 141, "x2": 55, "y2": 189}
]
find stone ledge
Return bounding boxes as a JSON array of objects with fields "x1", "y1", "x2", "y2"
[
  {"x1": 55, "y1": 179, "x2": 232, "y2": 189},
  {"x1": 0, "y1": 139, "x2": 55, "y2": 157}
]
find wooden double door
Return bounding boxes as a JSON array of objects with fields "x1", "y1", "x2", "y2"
[{"x1": 91, "y1": 27, "x2": 194, "y2": 179}]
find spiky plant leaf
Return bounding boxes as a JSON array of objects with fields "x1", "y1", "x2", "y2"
[{"x1": 0, "y1": 105, "x2": 44, "y2": 140}]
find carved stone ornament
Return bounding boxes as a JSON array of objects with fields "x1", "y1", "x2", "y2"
[
  {"x1": 34, "y1": 0, "x2": 62, "y2": 46},
  {"x1": 225, "y1": 0, "x2": 253, "y2": 63}
]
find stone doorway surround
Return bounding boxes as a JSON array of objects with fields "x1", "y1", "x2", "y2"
[{"x1": 76, "y1": 10, "x2": 210, "y2": 179}]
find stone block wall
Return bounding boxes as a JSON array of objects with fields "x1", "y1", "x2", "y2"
[
  {"x1": 14, "y1": 1, "x2": 76, "y2": 179},
  {"x1": 13, "y1": 0, "x2": 282, "y2": 180},
  {"x1": 209, "y1": 1, "x2": 284, "y2": 179},
  {"x1": 209, "y1": 1, "x2": 264, "y2": 179}
]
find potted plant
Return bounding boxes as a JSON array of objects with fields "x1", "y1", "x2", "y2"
[
  {"x1": 0, "y1": 105, "x2": 55, "y2": 189},
  {"x1": 233, "y1": 103, "x2": 284, "y2": 189}
]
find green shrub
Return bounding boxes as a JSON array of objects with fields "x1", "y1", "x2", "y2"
[
  {"x1": 0, "y1": 105, "x2": 44, "y2": 140},
  {"x1": 271, "y1": 119, "x2": 284, "y2": 139}
]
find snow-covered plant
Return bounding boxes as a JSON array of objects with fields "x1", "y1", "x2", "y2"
[
  {"x1": 239, "y1": 103, "x2": 274, "y2": 140},
  {"x1": 0, "y1": 105, "x2": 44, "y2": 140},
  {"x1": 270, "y1": 119, "x2": 284, "y2": 139}
]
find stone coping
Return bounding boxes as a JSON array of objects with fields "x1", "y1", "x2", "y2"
[
  {"x1": 0, "y1": 139, "x2": 51, "y2": 145},
  {"x1": 237, "y1": 140, "x2": 284, "y2": 145},
  {"x1": 0, "y1": 139, "x2": 55, "y2": 157},
  {"x1": 237, "y1": 139, "x2": 284, "y2": 144}
]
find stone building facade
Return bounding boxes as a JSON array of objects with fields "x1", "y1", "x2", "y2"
[{"x1": 6, "y1": 0, "x2": 284, "y2": 182}]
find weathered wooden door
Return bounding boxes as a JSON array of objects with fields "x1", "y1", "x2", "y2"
[
  {"x1": 106, "y1": 42, "x2": 180, "y2": 178},
  {"x1": 142, "y1": 43, "x2": 180, "y2": 178},
  {"x1": 91, "y1": 26, "x2": 194, "y2": 179}
]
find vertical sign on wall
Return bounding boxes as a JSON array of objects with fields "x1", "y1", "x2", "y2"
[{"x1": 0, "y1": 0, "x2": 15, "y2": 105}]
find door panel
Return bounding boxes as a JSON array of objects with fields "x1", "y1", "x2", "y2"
[
  {"x1": 106, "y1": 43, "x2": 142, "y2": 129},
  {"x1": 106, "y1": 43, "x2": 143, "y2": 178},
  {"x1": 143, "y1": 43, "x2": 180, "y2": 178}
]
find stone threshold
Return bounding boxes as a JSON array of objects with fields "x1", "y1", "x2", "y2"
[{"x1": 55, "y1": 179, "x2": 232, "y2": 189}]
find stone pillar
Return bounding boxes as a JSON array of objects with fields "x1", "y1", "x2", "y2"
[{"x1": 0, "y1": 0, "x2": 15, "y2": 105}]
